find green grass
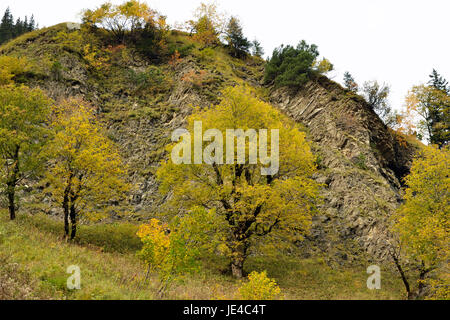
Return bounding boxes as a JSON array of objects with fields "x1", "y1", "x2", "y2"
[
  {"x1": 20, "y1": 213, "x2": 142, "y2": 254},
  {"x1": 0, "y1": 210, "x2": 408, "y2": 300}
]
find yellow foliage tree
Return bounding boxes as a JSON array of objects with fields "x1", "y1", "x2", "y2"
[
  {"x1": 157, "y1": 85, "x2": 320, "y2": 278},
  {"x1": 393, "y1": 145, "x2": 449, "y2": 299},
  {"x1": 313, "y1": 58, "x2": 334, "y2": 75},
  {"x1": 137, "y1": 207, "x2": 218, "y2": 295},
  {"x1": 402, "y1": 84, "x2": 450, "y2": 147},
  {"x1": 46, "y1": 99, "x2": 130, "y2": 239},
  {"x1": 82, "y1": 0, "x2": 167, "y2": 43},
  {"x1": 187, "y1": 2, "x2": 226, "y2": 46},
  {"x1": 238, "y1": 271, "x2": 281, "y2": 300}
]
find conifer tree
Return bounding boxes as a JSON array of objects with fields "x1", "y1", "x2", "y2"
[
  {"x1": 225, "y1": 16, "x2": 250, "y2": 58},
  {"x1": 343, "y1": 71, "x2": 358, "y2": 93},
  {"x1": 251, "y1": 39, "x2": 264, "y2": 58},
  {"x1": 0, "y1": 7, "x2": 14, "y2": 44}
]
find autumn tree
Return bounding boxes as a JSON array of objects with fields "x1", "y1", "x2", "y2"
[
  {"x1": 404, "y1": 83, "x2": 450, "y2": 147},
  {"x1": 343, "y1": 71, "x2": 358, "y2": 93},
  {"x1": 157, "y1": 86, "x2": 320, "y2": 278},
  {"x1": 0, "y1": 85, "x2": 51, "y2": 220},
  {"x1": 313, "y1": 58, "x2": 334, "y2": 75},
  {"x1": 46, "y1": 99, "x2": 129, "y2": 239},
  {"x1": 238, "y1": 271, "x2": 281, "y2": 300},
  {"x1": 224, "y1": 16, "x2": 250, "y2": 58},
  {"x1": 392, "y1": 146, "x2": 449, "y2": 299},
  {"x1": 82, "y1": 0, "x2": 167, "y2": 44},
  {"x1": 187, "y1": 2, "x2": 226, "y2": 46}
]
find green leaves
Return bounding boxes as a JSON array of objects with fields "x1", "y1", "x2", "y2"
[
  {"x1": 0, "y1": 85, "x2": 52, "y2": 181},
  {"x1": 264, "y1": 40, "x2": 320, "y2": 88}
]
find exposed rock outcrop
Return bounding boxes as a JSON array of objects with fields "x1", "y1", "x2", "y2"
[{"x1": 270, "y1": 76, "x2": 419, "y2": 261}]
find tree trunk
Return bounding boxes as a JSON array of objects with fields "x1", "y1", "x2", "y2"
[
  {"x1": 7, "y1": 146, "x2": 20, "y2": 221},
  {"x1": 417, "y1": 262, "x2": 431, "y2": 299},
  {"x1": 63, "y1": 203, "x2": 69, "y2": 238},
  {"x1": 62, "y1": 174, "x2": 72, "y2": 239},
  {"x1": 69, "y1": 203, "x2": 77, "y2": 240},
  {"x1": 392, "y1": 254, "x2": 414, "y2": 299},
  {"x1": 7, "y1": 180, "x2": 16, "y2": 220},
  {"x1": 231, "y1": 240, "x2": 247, "y2": 278}
]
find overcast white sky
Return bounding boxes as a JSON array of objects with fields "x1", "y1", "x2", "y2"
[{"x1": 1, "y1": 0, "x2": 449, "y2": 111}]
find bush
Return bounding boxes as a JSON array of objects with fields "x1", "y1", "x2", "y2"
[
  {"x1": 238, "y1": 271, "x2": 281, "y2": 300},
  {"x1": 136, "y1": 207, "x2": 218, "y2": 295},
  {"x1": 127, "y1": 66, "x2": 168, "y2": 93},
  {"x1": 264, "y1": 40, "x2": 319, "y2": 88},
  {"x1": 0, "y1": 56, "x2": 31, "y2": 85}
]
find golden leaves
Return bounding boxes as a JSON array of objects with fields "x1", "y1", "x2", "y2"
[
  {"x1": 394, "y1": 146, "x2": 449, "y2": 290},
  {"x1": 45, "y1": 99, "x2": 130, "y2": 219}
]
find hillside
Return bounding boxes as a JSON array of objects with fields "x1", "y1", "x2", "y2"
[
  {"x1": 0, "y1": 22, "x2": 423, "y2": 299},
  {"x1": 1, "y1": 22, "x2": 420, "y2": 258}
]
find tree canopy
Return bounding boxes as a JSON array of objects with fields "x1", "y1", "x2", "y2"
[
  {"x1": 0, "y1": 85, "x2": 52, "y2": 220},
  {"x1": 225, "y1": 16, "x2": 250, "y2": 58},
  {"x1": 82, "y1": 0, "x2": 167, "y2": 43},
  {"x1": 0, "y1": 7, "x2": 37, "y2": 45},
  {"x1": 264, "y1": 41, "x2": 321, "y2": 88}
]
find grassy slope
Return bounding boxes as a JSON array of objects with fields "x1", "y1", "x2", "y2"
[{"x1": 0, "y1": 211, "x2": 406, "y2": 300}]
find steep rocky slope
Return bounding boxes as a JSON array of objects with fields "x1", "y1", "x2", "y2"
[
  {"x1": 0, "y1": 23, "x2": 420, "y2": 262},
  {"x1": 270, "y1": 78, "x2": 420, "y2": 261}
]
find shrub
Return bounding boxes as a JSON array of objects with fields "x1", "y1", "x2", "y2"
[
  {"x1": 128, "y1": 66, "x2": 168, "y2": 93},
  {"x1": 0, "y1": 56, "x2": 31, "y2": 85},
  {"x1": 238, "y1": 271, "x2": 281, "y2": 300},
  {"x1": 137, "y1": 207, "x2": 218, "y2": 295},
  {"x1": 355, "y1": 153, "x2": 368, "y2": 170},
  {"x1": 168, "y1": 43, "x2": 195, "y2": 58}
]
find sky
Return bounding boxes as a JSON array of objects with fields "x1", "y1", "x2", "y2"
[{"x1": 1, "y1": 0, "x2": 449, "y2": 111}]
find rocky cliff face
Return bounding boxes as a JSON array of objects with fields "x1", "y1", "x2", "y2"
[
  {"x1": 270, "y1": 76, "x2": 419, "y2": 261},
  {"x1": 1, "y1": 24, "x2": 420, "y2": 262}
]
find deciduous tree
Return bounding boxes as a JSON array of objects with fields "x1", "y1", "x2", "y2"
[
  {"x1": 393, "y1": 146, "x2": 449, "y2": 299},
  {"x1": 0, "y1": 85, "x2": 51, "y2": 220},
  {"x1": 362, "y1": 80, "x2": 398, "y2": 128},
  {"x1": 46, "y1": 99, "x2": 129, "y2": 239},
  {"x1": 157, "y1": 85, "x2": 320, "y2": 278},
  {"x1": 82, "y1": 0, "x2": 166, "y2": 43},
  {"x1": 404, "y1": 84, "x2": 450, "y2": 147},
  {"x1": 187, "y1": 2, "x2": 226, "y2": 47}
]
